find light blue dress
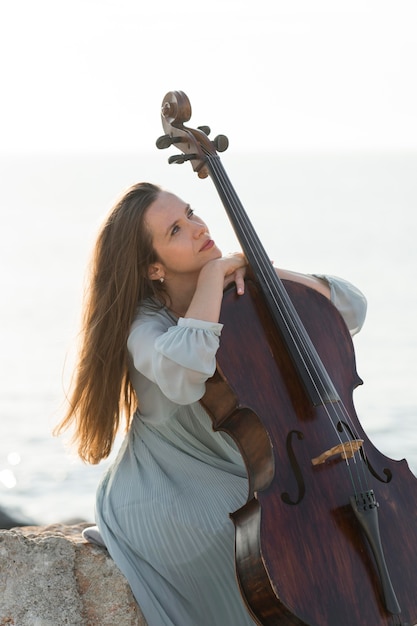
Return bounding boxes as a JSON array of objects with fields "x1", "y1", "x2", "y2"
[{"x1": 93, "y1": 275, "x2": 367, "y2": 626}]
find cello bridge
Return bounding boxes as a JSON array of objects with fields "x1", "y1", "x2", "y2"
[{"x1": 311, "y1": 439, "x2": 364, "y2": 466}]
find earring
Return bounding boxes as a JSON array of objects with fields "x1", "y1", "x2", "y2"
[{"x1": 159, "y1": 277, "x2": 164, "y2": 284}]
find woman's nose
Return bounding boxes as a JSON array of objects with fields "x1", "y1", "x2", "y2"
[{"x1": 192, "y1": 220, "x2": 206, "y2": 237}]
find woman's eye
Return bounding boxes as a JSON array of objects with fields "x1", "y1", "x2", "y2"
[{"x1": 170, "y1": 209, "x2": 195, "y2": 235}]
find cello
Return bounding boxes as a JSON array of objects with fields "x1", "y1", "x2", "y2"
[{"x1": 156, "y1": 91, "x2": 417, "y2": 626}]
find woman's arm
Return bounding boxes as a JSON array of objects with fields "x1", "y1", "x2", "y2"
[
  {"x1": 276, "y1": 269, "x2": 367, "y2": 335},
  {"x1": 184, "y1": 260, "x2": 366, "y2": 334},
  {"x1": 275, "y1": 268, "x2": 331, "y2": 299},
  {"x1": 128, "y1": 314, "x2": 223, "y2": 406},
  {"x1": 313, "y1": 274, "x2": 367, "y2": 335},
  {"x1": 184, "y1": 253, "x2": 247, "y2": 323}
]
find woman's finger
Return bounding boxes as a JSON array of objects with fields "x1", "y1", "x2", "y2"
[{"x1": 234, "y1": 267, "x2": 245, "y2": 295}]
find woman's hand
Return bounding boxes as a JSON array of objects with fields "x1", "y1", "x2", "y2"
[{"x1": 219, "y1": 252, "x2": 247, "y2": 295}]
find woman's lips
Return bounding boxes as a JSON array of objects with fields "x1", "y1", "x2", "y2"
[{"x1": 200, "y1": 239, "x2": 215, "y2": 251}]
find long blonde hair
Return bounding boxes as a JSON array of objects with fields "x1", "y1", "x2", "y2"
[{"x1": 56, "y1": 182, "x2": 163, "y2": 463}]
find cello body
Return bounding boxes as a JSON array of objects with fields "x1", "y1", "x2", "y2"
[
  {"x1": 156, "y1": 91, "x2": 417, "y2": 625},
  {"x1": 203, "y1": 280, "x2": 417, "y2": 625}
]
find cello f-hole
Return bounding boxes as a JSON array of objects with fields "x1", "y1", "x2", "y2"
[
  {"x1": 281, "y1": 430, "x2": 306, "y2": 506},
  {"x1": 339, "y1": 420, "x2": 393, "y2": 484}
]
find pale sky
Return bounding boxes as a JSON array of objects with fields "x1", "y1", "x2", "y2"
[{"x1": 1, "y1": 0, "x2": 417, "y2": 154}]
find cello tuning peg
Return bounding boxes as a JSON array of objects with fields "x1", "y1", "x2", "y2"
[
  {"x1": 197, "y1": 126, "x2": 211, "y2": 136},
  {"x1": 168, "y1": 154, "x2": 197, "y2": 165},
  {"x1": 156, "y1": 134, "x2": 181, "y2": 149},
  {"x1": 156, "y1": 135, "x2": 172, "y2": 149},
  {"x1": 213, "y1": 134, "x2": 229, "y2": 152},
  {"x1": 168, "y1": 154, "x2": 185, "y2": 164}
]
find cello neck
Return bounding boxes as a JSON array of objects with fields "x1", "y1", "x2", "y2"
[{"x1": 206, "y1": 153, "x2": 339, "y2": 407}]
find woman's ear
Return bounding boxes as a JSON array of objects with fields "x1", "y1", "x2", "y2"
[{"x1": 148, "y1": 264, "x2": 164, "y2": 281}]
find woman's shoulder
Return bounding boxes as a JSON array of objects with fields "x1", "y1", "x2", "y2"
[{"x1": 130, "y1": 299, "x2": 176, "y2": 334}]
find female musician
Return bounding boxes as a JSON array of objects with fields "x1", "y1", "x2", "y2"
[{"x1": 57, "y1": 182, "x2": 367, "y2": 626}]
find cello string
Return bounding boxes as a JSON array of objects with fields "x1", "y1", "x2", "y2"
[
  {"x1": 207, "y1": 152, "x2": 371, "y2": 493},
  {"x1": 209, "y1": 154, "x2": 372, "y2": 491},
  {"x1": 206, "y1": 145, "x2": 400, "y2": 617}
]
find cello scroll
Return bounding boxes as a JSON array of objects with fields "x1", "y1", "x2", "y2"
[{"x1": 156, "y1": 90, "x2": 229, "y2": 179}]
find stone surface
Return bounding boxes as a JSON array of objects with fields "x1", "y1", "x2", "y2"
[{"x1": 0, "y1": 523, "x2": 147, "y2": 626}]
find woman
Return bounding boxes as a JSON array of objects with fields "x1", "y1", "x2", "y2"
[{"x1": 57, "y1": 182, "x2": 367, "y2": 626}]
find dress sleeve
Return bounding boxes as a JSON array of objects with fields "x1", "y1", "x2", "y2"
[
  {"x1": 313, "y1": 274, "x2": 367, "y2": 336},
  {"x1": 127, "y1": 314, "x2": 223, "y2": 405}
]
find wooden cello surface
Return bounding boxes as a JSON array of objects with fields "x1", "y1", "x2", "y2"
[
  {"x1": 156, "y1": 91, "x2": 417, "y2": 626},
  {"x1": 204, "y1": 280, "x2": 417, "y2": 626}
]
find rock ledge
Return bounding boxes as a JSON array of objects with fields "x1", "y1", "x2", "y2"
[{"x1": 0, "y1": 523, "x2": 147, "y2": 626}]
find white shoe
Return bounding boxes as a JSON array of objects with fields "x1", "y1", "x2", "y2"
[{"x1": 82, "y1": 525, "x2": 106, "y2": 547}]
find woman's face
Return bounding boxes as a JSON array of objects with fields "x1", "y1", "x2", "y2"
[{"x1": 145, "y1": 191, "x2": 222, "y2": 281}]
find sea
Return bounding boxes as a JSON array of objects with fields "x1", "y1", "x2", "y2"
[{"x1": 1, "y1": 150, "x2": 416, "y2": 526}]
